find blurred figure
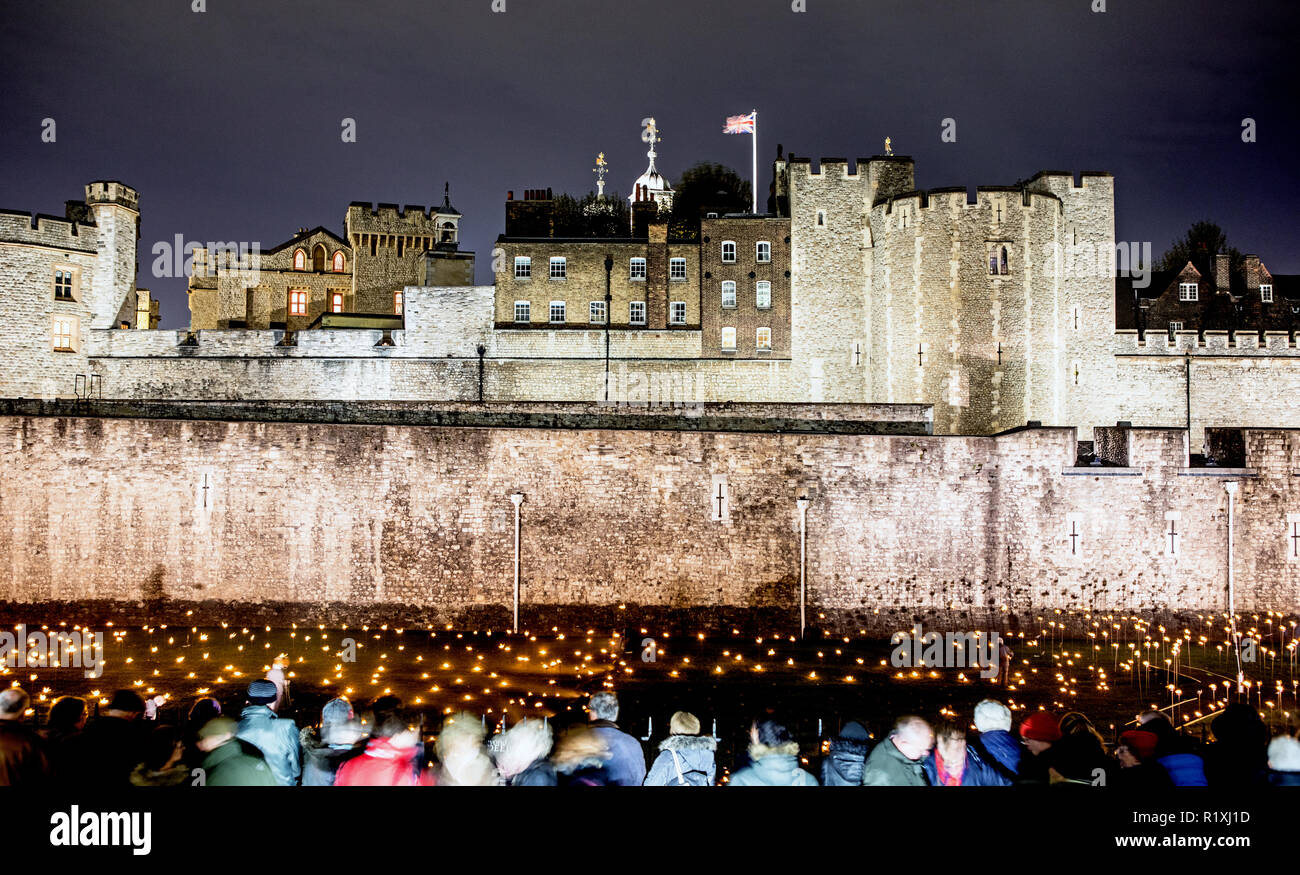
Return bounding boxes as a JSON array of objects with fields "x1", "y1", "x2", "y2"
[
  {"x1": 585, "y1": 692, "x2": 646, "y2": 786},
  {"x1": 1266, "y1": 734, "x2": 1300, "y2": 786},
  {"x1": 923, "y1": 719, "x2": 1001, "y2": 786},
  {"x1": 435, "y1": 712, "x2": 501, "y2": 786},
  {"x1": 1138, "y1": 712, "x2": 1207, "y2": 787},
  {"x1": 644, "y1": 711, "x2": 716, "y2": 786},
  {"x1": 236, "y1": 679, "x2": 300, "y2": 786},
  {"x1": 1113, "y1": 729, "x2": 1172, "y2": 789},
  {"x1": 0, "y1": 687, "x2": 48, "y2": 786},
  {"x1": 266, "y1": 653, "x2": 291, "y2": 713},
  {"x1": 1015, "y1": 711, "x2": 1062, "y2": 784},
  {"x1": 730, "y1": 718, "x2": 818, "y2": 786},
  {"x1": 551, "y1": 726, "x2": 612, "y2": 786},
  {"x1": 130, "y1": 726, "x2": 190, "y2": 787},
  {"x1": 861, "y1": 715, "x2": 932, "y2": 786},
  {"x1": 1204, "y1": 702, "x2": 1269, "y2": 789},
  {"x1": 495, "y1": 718, "x2": 556, "y2": 786},
  {"x1": 300, "y1": 697, "x2": 364, "y2": 787},
  {"x1": 820, "y1": 721, "x2": 871, "y2": 787},
  {"x1": 41, "y1": 695, "x2": 86, "y2": 783},
  {"x1": 335, "y1": 713, "x2": 432, "y2": 787},
  {"x1": 73, "y1": 689, "x2": 148, "y2": 787},
  {"x1": 183, "y1": 697, "x2": 222, "y2": 768},
  {"x1": 195, "y1": 717, "x2": 276, "y2": 786},
  {"x1": 970, "y1": 698, "x2": 1022, "y2": 785},
  {"x1": 1050, "y1": 711, "x2": 1113, "y2": 785}
]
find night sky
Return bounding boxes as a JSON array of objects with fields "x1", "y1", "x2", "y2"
[{"x1": 2, "y1": 0, "x2": 1296, "y2": 328}]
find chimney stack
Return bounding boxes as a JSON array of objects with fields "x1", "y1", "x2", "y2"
[
  {"x1": 1215, "y1": 253, "x2": 1230, "y2": 294},
  {"x1": 1243, "y1": 254, "x2": 1260, "y2": 290}
]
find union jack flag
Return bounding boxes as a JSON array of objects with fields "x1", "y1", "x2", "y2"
[{"x1": 723, "y1": 112, "x2": 755, "y2": 134}]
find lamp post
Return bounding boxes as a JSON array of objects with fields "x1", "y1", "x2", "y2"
[
  {"x1": 510, "y1": 493, "x2": 524, "y2": 633},
  {"x1": 1225, "y1": 481, "x2": 1242, "y2": 686},
  {"x1": 797, "y1": 497, "x2": 809, "y2": 639},
  {"x1": 604, "y1": 255, "x2": 614, "y2": 402}
]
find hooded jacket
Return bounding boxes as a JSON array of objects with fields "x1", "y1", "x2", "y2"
[
  {"x1": 299, "y1": 725, "x2": 363, "y2": 787},
  {"x1": 728, "y1": 742, "x2": 818, "y2": 786},
  {"x1": 861, "y1": 736, "x2": 928, "y2": 786},
  {"x1": 644, "y1": 734, "x2": 717, "y2": 786},
  {"x1": 335, "y1": 737, "x2": 431, "y2": 787},
  {"x1": 820, "y1": 723, "x2": 871, "y2": 786},
  {"x1": 0, "y1": 720, "x2": 49, "y2": 786},
  {"x1": 236, "y1": 705, "x2": 301, "y2": 787},
  {"x1": 970, "y1": 729, "x2": 1022, "y2": 784}
]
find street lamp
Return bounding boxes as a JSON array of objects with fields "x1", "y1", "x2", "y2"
[
  {"x1": 1225, "y1": 481, "x2": 1242, "y2": 686},
  {"x1": 797, "y1": 496, "x2": 809, "y2": 639},
  {"x1": 510, "y1": 493, "x2": 524, "y2": 632}
]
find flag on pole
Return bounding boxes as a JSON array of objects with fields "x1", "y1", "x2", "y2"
[{"x1": 723, "y1": 112, "x2": 756, "y2": 134}]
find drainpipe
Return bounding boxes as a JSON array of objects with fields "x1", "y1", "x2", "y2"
[
  {"x1": 1225, "y1": 481, "x2": 1242, "y2": 687},
  {"x1": 510, "y1": 493, "x2": 524, "y2": 632},
  {"x1": 797, "y1": 497, "x2": 809, "y2": 639},
  {"x1": 604, "y1": 255, "x2": 613, "y2": 401},
  {"x1": 477, "y1": 344, "x2": 486, "y2": 402}
]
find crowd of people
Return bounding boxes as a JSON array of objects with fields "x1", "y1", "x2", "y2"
[{"x1": 2, "y1": 679, "x2": 1299, "y2": 787}]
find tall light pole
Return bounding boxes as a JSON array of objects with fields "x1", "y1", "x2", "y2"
[
  {"x1": 1225, "y1": 481, "x2": 1242, "y2": 686},
  {"x1": 510, "y1": 493, "x2": 524, "y2": 633},
  {"x1": 797, "y1": 497, "x2": 809, "y2": 639}
]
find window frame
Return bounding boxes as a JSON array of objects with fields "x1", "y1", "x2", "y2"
[
  {"x1": 669, "y1": 258, "x2": 687, "y2": 281},
  {"x1": 629, "y1": 301, "x2": 646, "y2": 326},
  {"x1": 756, "y1": 281, "x2": 771, "y2": 309},
  {"x1": 394, "y1": 290, "x2": 404, "y2": 315},
  {"x1": 51, "y1": 314, "x2": 78, "y2": 352},
  {"x1": 1178, "y1": 282, "x2": 1199, "y2": 302},
  {"x1": 721, "y1": 241, "x2": 737, "y2": 263},
  {"x1": 289, "y1": 289, "x2": 309, "y2": 317},
  {"x1": 721, "y1": 281, "x2": 737, "y2": 309},
  {"x1": 514, "y1": 256, "x2": 532, "y2": 279},
  {"x1": 332, "y1": 251, "x2": 346, "y2": 273},
  {"x1": 549, "y1": 300, "x2": 566, "y2": 323},
  {"x1": 331, "y1": 292, "x2": 344, "y2": 313},
  {"x1": 293, "y1": 249, "x2": 306, "y2": 271},
  {"x1": 756, "y1": 327, "x2": 772, "y2": 351},
  {"x1": 513, "y1": 300, "x2": 531, "y2": 323},
  {"x1": 669, "y1": 301, "x2": 686, "y2": 325},
  {"x1": 629, "y1": 257, "x2": 647, "y2": 281},
  {"x1": 53, "y1": 266, "x2": 78, "y2": 302},
  {"x1": 756, "y1": 241, "x2": 771, "y2": 263},
  {"x1": 589, "y1": 301, "x2": 607, "y2": 324},
  {"x1": 548, "y1": 257, "x2": 567, "y2": 280},
  {"x1": 720, "y1": 326, "x2": 737, "y2": 351},
  {"x1": 1261, "y1": 283, "x2": 1274, "y2": 303}
]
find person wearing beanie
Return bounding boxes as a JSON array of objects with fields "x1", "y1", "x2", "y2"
[
  {"x1": 235, "y1": 678, "x2": 301, "y2": 786},
  {"x1": 0, "y1": 687, "x2": 49, "y2": 786},
  {"x1": 66, "y1": 689, "x2": 148, "y2": 787},
  {"x1": 196, "y1": 717, "x2": 276, "y2": 787},
  {"x1": 969, "y1": 699, "x2": 1022, "y2": 785},
  {"x1": 819, "y1": 720, "x2": 872, "y2": 786},
  {"x1": 300, "y1": 696, "x2": 365, "y2": 787},
  {"x1": 644, "y1": 710, "x2": 717, "y2": 786},
  {"x1": 1015, "y1": 711, "x2": 1061, "y2": 784},
  {"x1": 1114, "y1": 729, "x2": 1172, "y2": 789}
]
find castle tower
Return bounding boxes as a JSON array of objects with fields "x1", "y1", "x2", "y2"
[{"x1": 83, "y1": 181, "x2": 140, "y2": 329}]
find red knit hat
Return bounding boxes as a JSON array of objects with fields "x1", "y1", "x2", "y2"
[
  {"x1": 1120, "y1": 729, "x2": 1158, "y2": 760},
  {"x1": 1019, "y1": 711, "x2": 1062, "y2": 742}
]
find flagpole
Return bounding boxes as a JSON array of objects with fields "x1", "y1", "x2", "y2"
[{"x1": 751, "y1": 109, "x2": 758, "y2": 214}]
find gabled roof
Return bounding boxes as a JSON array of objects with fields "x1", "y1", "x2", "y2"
[{"x1": 264, "y1": 226, "x2": 350, "y2": 256}]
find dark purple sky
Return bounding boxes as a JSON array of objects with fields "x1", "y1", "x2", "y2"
[{"x1": 2, "y1": 0, "x2": 1296, "y2": 328}]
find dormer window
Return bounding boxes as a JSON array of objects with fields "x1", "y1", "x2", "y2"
[
  {"x1": 1261, "y1": 283, "x2": 1274, "y2": 303},
  {"x1": 332, "y1": 251, "x2": 346, "y2": 272},
  {"x1": 1179, "y1": 282, "x2": 1199, "y2": 302},
  {"x1": 721, "y1": 241, "x2": 736, "y2": 263},
  {"x1": 293, "y1": 249, "x2": 306, "y2": 271}
]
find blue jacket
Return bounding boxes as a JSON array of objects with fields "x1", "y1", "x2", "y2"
[
  {"x1": 922, "y1": 747, "x2": 1004, "y2": 786},
  {"x1": 237, "y1": 706, "x2": 301, "y2": 786},
  {"x1": 589, "y1": 721, "x2": 646, "y2": 786},
  {"x1": 730, "y1": 743, "x2": 818, "y2": 786},
  {"x1": 971, "y1": 730, "x2": 1022, "y2": 785},
  {"x1": 1158, "y1": 752, "x2": 1208, "y2": 787}
]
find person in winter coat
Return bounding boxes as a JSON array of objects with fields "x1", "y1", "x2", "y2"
[
  {"x1": 1015, "y1": 711, "x2": 1062, "y2": 784},
  {"x1": 552, "y1": 726, "x2": 613, "y2": 786},
  {"x1": 41, "y1": 695, "x2": 86, "y2": 784},
  {"x1": 1113, "y1": 729, "x2": 1172, "y2": 789},
  {"x1": 585, "y1": 692, "x2": 646, "y2": 786},
  {"x1": 435, "y1": 711, "x2": 501, "y2": 786},
  {"x1": 130, "y1": 726, "x2": 191, "y2": 787},
  {"x1": 1203, "y1": 703, "x2": 1269, "y2": 789},
  {"x1": 1050, "y1": 711, "x2": 1114, "y2": 785},
  {"x1": 195, "y1": 717, "x2": 276, "y2": 787},
  {"x1": 494, "y1": 718, "x2": 556, "y2": 786},
  {"x1": 299, "y1": 697, "x2": 364, "y2": 787},
  {"x1": 861, "y1": 715, "x2": 932, "y2": 786},
  {"x1": 335, "y1": 714, "x2": 432, "y2": 787},
  {"x1": 184, "y1": 697, "x2": 222, "y2": 769},
  {"x1": 1267, "y1": 734, "x2": 1300, "y2": 786},
  {"x1": 644, "y1": 711, "x2": 716, "y2": 786},
  {"x1": 0, "y1": 687, "x2": 48, "y2": 786},
  {"x1": 69, "y1": 689, "x2": 149, "y2": 788},
  {"x1": 923, "y1": 719, "x2": 1003, "y2": 786},
  {"x1": 969, "y1": 699, "x2": 1022, "y2": 785},
  {"x1": 729, "y1": 719, "x2": 818, "y2": 786},
  {"x1": 820, "y1": 721, "x2": 871, "y2": 786},
  {"x1": 236, "y1": 679, "x2": 301, "y2": 786},
  {"x1": 1138, "y1": 712, "x2": 1207, "y2": 786}
]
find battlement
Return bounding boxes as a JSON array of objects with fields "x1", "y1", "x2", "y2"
[
  {"x1": 346, "y1": 201, "x2": 448, "y2": 233},
  {"x1": 0, "y1": 210, "x2": 97, "y2": 251},
  {"x1": 1115, "y1": 328, "x2": 1300, "y2": 354},
  {"x1": 84, "y1": 181, "x2": 139, "y2": 211},
  {"x1": 1023, "y1": 170, "x2": 1114, "y2": 195},
  {"x1": 873, "y1": 186, "x2": 1062, "y2": 215}
]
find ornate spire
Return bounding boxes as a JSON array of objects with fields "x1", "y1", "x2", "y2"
[{"x1": 593, "y1": 152, "x2": 609, "y2": 199}]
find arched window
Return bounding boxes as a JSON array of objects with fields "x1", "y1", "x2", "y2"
[
  {"x1": 439, "y1": 221, "x2": 456, "y2": 244},
  {"x1": 293, "y1": 249, "x2": 306, "y2": 271},
  {"x1": 332, "y1": 251, "x2": 345, "y2": 272},
  {"x1": 312, "y1": 244, "x2": 326, "y2": 272},
  {"x1": 1000, "y1": 247, "x2": 1009, "y2": 275}
]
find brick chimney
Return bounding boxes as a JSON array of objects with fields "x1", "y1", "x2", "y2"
[
  {"x1": 1243, "y1": 254, "x2": 1260, "y2": 290},
  {"x1": 1215, "y1": 253, "x2": 1230, "y2": 294}
]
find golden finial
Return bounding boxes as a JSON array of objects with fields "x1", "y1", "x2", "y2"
[{"x1": 884, "y1": 137, "x2": 893, "y2": 156}]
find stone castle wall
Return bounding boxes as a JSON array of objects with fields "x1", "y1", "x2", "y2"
[{"x1": 2, "y1": 413, "x2": 1296, "y2": 623}]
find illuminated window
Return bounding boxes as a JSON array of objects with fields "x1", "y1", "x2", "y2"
[
  {"x1": 514, "y1": 256, "x2": 531, "y2": 279},
  {"x1": 293, "y1": 249, "x2": 306, "y2": 271},
  {"x1": 549, "y1": 257, "x2": 566, "y2": 280},
  {"x1": 54, "y1": 268, "x2": 75, "y2": 300},
  {"x1": 514, "y1": 301, "x2": 530, "y2": 323},
  {"x1": 669, "y1": 302, "x2": 686, "y2": 324},
  {"x1": 549, "y1": 301, "x2": 565, "y2": 323},
  {"x1": 720, "y1": 327, "x2": 736, "y2": 350},
  {"x1": 332, "y1": 251, "x2": 345, "y2": 272},
  {"x1": 51, "y1": 315, "x2": 77, "y2": 351},
  {"x1": 756, "y1": 281, "x2": 771, "y2": 309},
  {"x1": 589, "y1": 301, "x2": 606, "y2": 324},
  {"x1": 669, "y1": 258, "x2": 687, "y2": 281},
  {"x1": 331, "y1": 293, "x2": 344, "y2": 313},
  {"x1": 629, "y1": 302, "x2": 646, "y2": 325},
  {"x1": 394, "y1": 291, "x2": 404, "y2": 315},
  {"x1": 289, "y1": 290, "x2": 308, "y2": 316},
  {"x1": 756, "y1": 241, "x2": 771, "y2": 263},
  {"x1": 756, "y1": 327, "x2": 772, "y2": 350},
  {"x1": 721, "y1": 281, "x2": 736, "y2": 308},
  {"x1": 1179, "y1": 282, "x2": 1198, "y2": 302},
  {"x1": 1261, "y1": 284, "x2": 1273, "y2": 303},
  {"x1": 629, "y1": 258, "x2": 646, "y2": 280},
  {"x1": 721, "y1": 241, "x2": 736, "y2": 263}
]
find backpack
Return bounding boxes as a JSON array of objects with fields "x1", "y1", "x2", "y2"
[{"x1": 668, "y1": 749, "x2": 709, "y2": 786}]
